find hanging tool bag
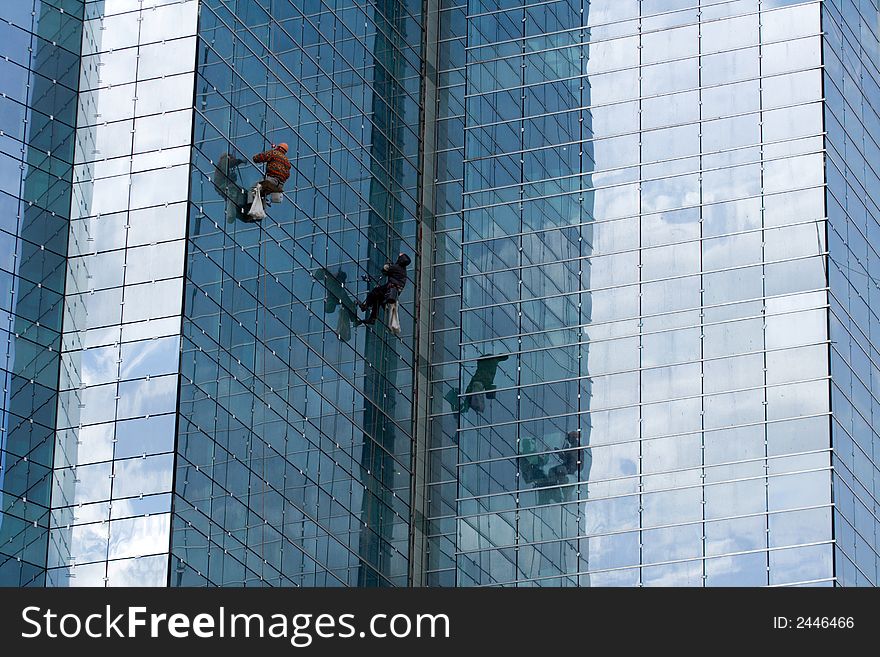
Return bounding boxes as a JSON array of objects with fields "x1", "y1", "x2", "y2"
[
  {"x1": 248, "y1": 184, "x2": 267, "y2": 219},
  {"x1": 388, "y1": 301, "x2": 401, "y2": 336}
]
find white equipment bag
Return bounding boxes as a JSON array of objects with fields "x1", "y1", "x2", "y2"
[
  {"x1": 248, "y1": 184, "x2": 267, "y2": 219},
  {"x1": 388, "y1": 302, "x2": 401, "y2": 336}
]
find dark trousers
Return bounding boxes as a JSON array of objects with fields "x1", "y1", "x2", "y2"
[{"x1": 362, "y1": 284, "x2": 389, "y2": 322}]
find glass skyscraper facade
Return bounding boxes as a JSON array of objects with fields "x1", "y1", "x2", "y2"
[
  {"x1": 3, "y1": 0, "x2": 424, "y2": 588},
  {"x1": 1, "y1": 0, "x2": 82, "y2": 586},
  {"x1": 824, "y1": 0, "x2": 880, "y2": 587},
  {"x1": 175, "y1": 0, "x2": 423, "y2": 586},
  {"x1": 448, "y1": 0, "x2": 835, "y2": 587},
  {"x1": 0, "y1": 0, "x2": 877, "y2": 587},
  {"x1": 46, "y1": 0, "x2": 198, "y2": 586}
]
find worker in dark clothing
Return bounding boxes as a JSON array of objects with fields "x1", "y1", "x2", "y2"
[
  {"x1": 252, "y1": 143, "x2": 291, "y2": 196},
  {"x1": 359, "y1": 252, "x2": 411, "y2": 325},
  {"x1": 212, "y1": 153, "x2": 246, "y2": 223}
]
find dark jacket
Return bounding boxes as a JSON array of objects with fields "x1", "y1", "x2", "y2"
[
  {"x1": 253, "y1": 147, "x2": 291, "y2": 183},
  {"x1": 382, "y1": 253, "x2": 411, "y2": 290}
]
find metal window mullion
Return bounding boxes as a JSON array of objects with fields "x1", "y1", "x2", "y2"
[
  {"x1": 458, "y1": 407, "x2": 834, "y2": 450},
  {"x1": 461, "y1": 61, "x2": 825, "y2": 101},
  {"x1": 461, "y1": 178, "x2": 826, "y2": 219},
  {"x1": 458, "y1": 464, "x2": 834, "y2": 512},
  {"x1": 460, "y1": 443, "x2": 833, "y2": 484},
  {"x1": 476, "y1": 538, "x2": 836, "y2": 588},
  {"x1": 462, "y1": 94, "x2": 823, "y2": 137},
  {"x1": 697, "y1": 0, "x2": 707, "y2": 588},
  {"x1": 468, "y1": 31, "x2": 820, "y2": 78},
  {"x1": 453, "y1": 0, "x2": 473, "y2": 588},
  {"x1": 455, "y1": 503, "x2": 836, "y2": 555},
  {"x1": 459, "y1": 217, "x2": 831, "y2": 279},
  {"x1": 637, "y1": 0, "x2": 644, "y2": 588},
  {"x1": 577, "y1": 4, "x2": 588, "y2": 586},
  {"x1": 759, "y1": 0, "x2": 771, "y2": 587},
  {"x1": 100, "y1": 2, "x2": 146, "y2": 588},
  {"x1": 462, "y1": 143, "x2": 827, "y2": 198},
  {"x1": 513, "y1": 4, "x2": 526, "y2": 587},
  {"x1": 459, "y1": 251, "x2": 831, "y2": 313},
  {"x1": 459, "y1": 202, "x2": 827, "y2": 246}
]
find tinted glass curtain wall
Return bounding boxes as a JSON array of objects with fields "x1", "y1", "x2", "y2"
[
  {"x1": 48, "y1": 0, "x2": 199, "y2": 586},
  {"x1": 1, "y1": 0, "x2": 426, "y2": 587},
  {"x1": 2, "y1": 0, "x2": 879, "y2": 589},
  {"x1": 174, "y1": 0, "x2": 424, "y2": 587},
  {"x1": 823, "y1": 0, "x2": 880, "y2": 587},
  {"x1": 0, "y1": 0, "x2": 82, "y2": 586},
  {"x1": 449, "y1": 0, "x2": 836, "y2": 587}
]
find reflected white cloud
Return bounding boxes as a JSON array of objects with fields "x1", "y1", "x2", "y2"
[
  {"x1": 107, "y1": 553, "x2": 168, "y2": 586},
  {"x1": 108, "y1": 513, "x2": 171, "y2": 560}
]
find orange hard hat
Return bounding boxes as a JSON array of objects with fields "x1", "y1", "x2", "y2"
[{"x1": 276, "y1": 142, "x2": 289, "y2": 152}]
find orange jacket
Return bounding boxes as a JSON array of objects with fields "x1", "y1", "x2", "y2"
[{"x1": 253, "y1": 147, "x2": 291, "y2": 184}]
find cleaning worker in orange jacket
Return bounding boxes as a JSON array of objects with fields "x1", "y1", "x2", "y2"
[{"x1": 252, "y1": 143, "x2": 291, "y2": 196}]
